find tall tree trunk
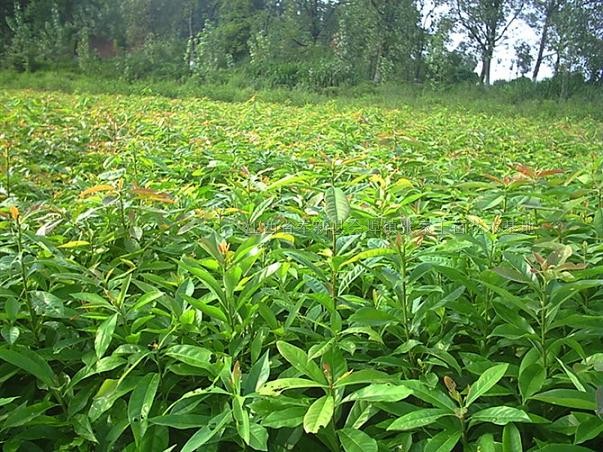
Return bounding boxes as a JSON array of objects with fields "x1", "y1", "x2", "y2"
[
  {"x1": 532, "y1": 20, "x2": 549, "y2": 81},
  {"x1": 372, "y1": 42, "x2": 383, "y2": 83},
  {"x1": 481, "y1": 42, "x2": 494, "y2": 85},
  {"x1": 560, "y1": 63, "x2": 569, "y2": 99},
  {"x1": 553, "y1": 50, "x2": 561, "y2": 76},
  {"x1": 479, "y1": 59, "x2": 486, "y2": 84},
  {"x1": 480, "y1": 25, "x2": 496, "y2": 85},
  {"x1": 414, "y1": 31, "x2": 425, "y2": 82},
  {"x1": 187, "y1": 4, "x2": 195, "y2": 68},
  {"x1": 483, "y1": 57, "x2": 491, "y2": 85},
  {"x1": 532, "y1": 2, "x2": 556, "y2": 81},
  {"x1": 188, "y1": 5, "x2": 194, "y2": 39}
]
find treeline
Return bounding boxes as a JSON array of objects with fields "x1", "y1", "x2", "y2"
[{"x1": 0, "y1": 0, "x2": 601, "y2": 90}]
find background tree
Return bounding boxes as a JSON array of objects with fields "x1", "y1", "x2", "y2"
[
  {"x1": 527, "y1": 0, "x2": 560, "y2": 80},
  {"x1": 513, "y1": 40, "x2": 533, "y2": 76},
  {"x1": 550, "y1": 0, "x2": 602, "y2": 79},
  {"x1": 454, "y1": 0, "x2": 525, "y2": 84},
  {"x1": 1, "y1": 0, "x2": 601, "y2": 89},
  {"x1": 336, "y1": 0, "x2": 422, "y2": 83}
]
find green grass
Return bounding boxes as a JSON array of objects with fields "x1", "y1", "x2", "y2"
[
  {"x1": 0, "y1": 88, "x2": 602, "y2": 451},
  {"x1": 2, "y1": 69, "x2": 603, "y2": 120}
]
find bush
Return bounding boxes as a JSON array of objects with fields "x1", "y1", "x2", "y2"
[
  {"x1": 4, "y1": 4, "x2": 75, "y2": 72},
  {"x1": 117, "y1": 37, "x2": 188, "y2": 81}
]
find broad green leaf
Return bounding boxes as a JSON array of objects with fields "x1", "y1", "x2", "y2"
[
  {"x1": 325, "y1": 187, "x2": 350, "y2": 224},
  {"x1": 277, "y1": 341, "x2": 326, "y2": 384},
  {"x1": 0, "y1": 397, "x2": 19, "y2": 407},
  {"x1": 340, "y1": 326, "x2": 384, "y2": 344},
  {"x1": 502, "y1": 423, "x2": 522, "y2": 452},
  {"x1": 131, "y1": 291, "x2": 164, "y2": 311},
  {"x1": 181, "y1": 258, "x2": 226, "y2": 304},
  {"x1": 493, "y1": 266, "x2": 533, "y2": 284},
  {"x1": 556, "y1": 358, "x2": 586, "y2": 392},
  {"x1": 303, "y1": 395, "x2": 334, "y2": 434},
  {"x1": 470, "y1": 406, "x2": 532, "y2": 426},
  {"x1": 344, "y1": 383, "x2": 412, "y2": 403},
  {"x1": 0, "y1": 347, "x2": 58, "y2": 387},
  {"x1": 340, "y1": 248, "x2": 396, "y2": 268},
  {"x1": 242, "y1": 351, "x2": 270, "y2": 395},
  {"x1": 531, "y1": 389, "x2": 596, "y2": 410},
  {"x1": 164, "y1": 345, "x2": 213, "y2": 370},
  {"x1": 281, "y1": 249, "x2": 326, "y2": 280},
  {"x1": 574, "y1": 414, "x2": 603, "y2": 444},
  {"x1": 183, "y1": 294, "x2": 228, "y2": 323},
  {"x1": 550, "y1": 314, "x2": 603, "y2": 330},
  {"x1": 466, "y1": 363, "x2": 509, "y2": 406},
  {"x1": 334, "y1": 369, "x2": 394, "y2": 387},
  {"x1": 224, "y1": 265, "x2": 242, "y2": 299},
  {"x1": 390, "y1": 178, "x2": 413, "y2": 192},
  {"x1": 424, "y1": 429, "x2": 461, "y2": 452},
  {"x1": 400, "y1": 380, "x2": 456, "y2": 412},
  {"x1": 71, "y1": 292, "x2": 114, "y2": 310},
  {"x1": 519, "y1": 363, "x2": 545, "y2": 402},
  {"x1": 477, "y1": 434, "x2": 496, "y2": 452},
  {"x1": 493, "y1": 302, "x2": 535, "y2": 333},
  {"x1": 546, "y1": 244, "x2": 572, "y2": 267},
  {"x1": 128, "y1": 372, "x2": 160, "y2": 424},
  {"x1": 95, "y1": 313, "x2": 118, "y2": 359},
  {"x1": 338, "y1": 428, "x2": 378, "y2": 452},
  {"x1": 248, "y1": 423, "x2": 268, "y2": 451},
  {"x1": 233, "y1": 395, "x2": 250, "y2": 446},
  {"x1": 387, "y1": 408, "x2": 452, "y2": 431},
  {"x1": 537, "y1": 445, "x2": 592, "y2": 452},
  {"x1": 150, "y1": 415, "x2": 209, "y2": 429},
  {"x1": 73, "y1": 413, "x2": 98, "y2": 443},
  {"x1": 2, "y1": 401, "x2": 54, "y2": 430},
  {"x1": 250, "y1": 196, "x2": 275, "y2": 224},
  {"x1": 345, "y1": 401, "x2": 378, "y2": 429},
  {"x1": 138, "y1": 425, "x2": 169, "y2": 451},
  {"x1": 4, "y1": 298, "x2": 19, "y2": 321},
  {"x1": 58, "y1": 240, "x2": 90, "y2": 249},
  {"x1": 88, "y1": 377, "x2": 139, "y2": 421},
  {"x1": 181, "y1": 410, "x2": 231, "y2": 452},
  {"x1": 267, "y1": 174, "x2": 312, "y2": 191},
  {"x1": 258, "y1": 378, "x2": 326, "y2": 396},
  {"x1": 262, "y1": 406, "x2": 306, "y2": 428},
  {"x1": 348, "y1": 307, "x2": 397, "y2": 326},
  {"x1": 1, "y1": 326, "x2": 19, "y2": 345},
  {"x1": 30, "y1": 291, "x2": 65, "y2": 318}
]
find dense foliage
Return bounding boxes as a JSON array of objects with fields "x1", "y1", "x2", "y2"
[
  {"x1": 0, "y1": 0, "x2": 602, "y2": 89},
  {"x1": 0, "y1": 89, "x2": 602, "y2": 450}
]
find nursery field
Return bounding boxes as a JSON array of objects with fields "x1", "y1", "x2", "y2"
[{"x1": 0, "y1": 89, "x2": 602, "y2": 451}]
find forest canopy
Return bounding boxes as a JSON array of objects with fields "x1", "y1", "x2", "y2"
[{"x1": 0, "y1": 1, "x2": 602, "y2": 89}]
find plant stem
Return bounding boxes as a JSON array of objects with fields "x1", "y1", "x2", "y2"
[
  {"x1": 395, "y1": 234, "x2": 411, "y2": 342},
  {"x1": 460, "y1": 414, "x2": 468, "y2": 448},
  {"x1": 117, "y1": 193, "x2": 128, "y2": 234},
  {"x1": 15, "y1": 216, "x2": 40, "y2": 342},
  {"x1": 331, "y1": 222, "x2": 338, "y2": 312},
  {"x1": 400, "y1": 237, "x2": 409, "y2": 340},
  {"x1": 539, "y1": 286, "x2": 548, "y2": 370},
  {"x1": 4, "y1": 146, "x2": 10, "y2": 198},
  {"x1": 131, "y1": 146, "x2": 139, "y2": 183}
]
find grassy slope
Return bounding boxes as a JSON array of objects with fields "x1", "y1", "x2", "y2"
[{"x1": 1, "y1": 69, "x2": 603, "y2": 121}]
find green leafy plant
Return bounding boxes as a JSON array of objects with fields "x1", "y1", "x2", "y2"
[{"x1": 0, "y1": 89, "x2": 601, "y2": 451}]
